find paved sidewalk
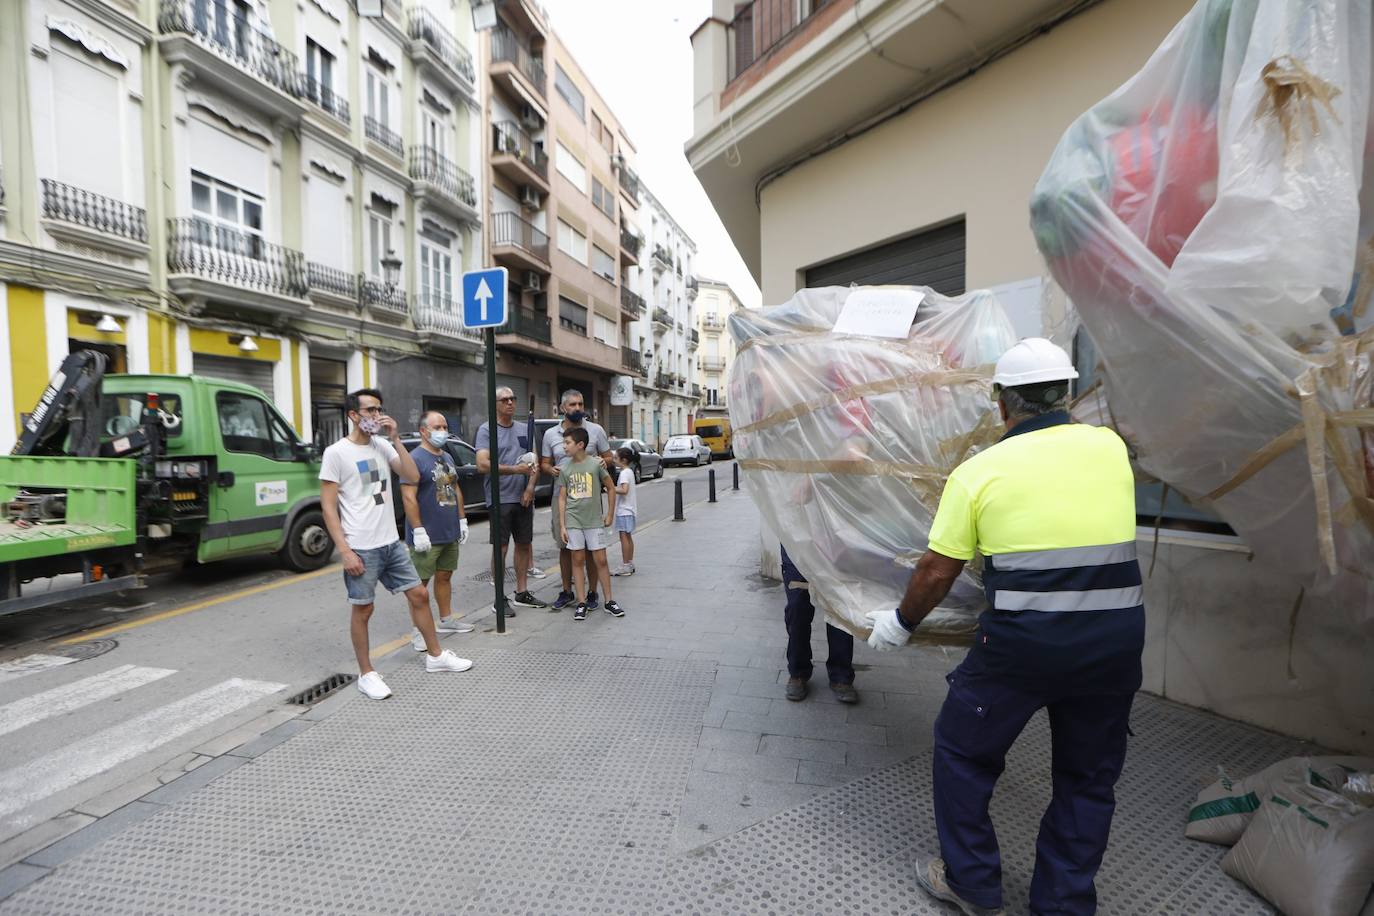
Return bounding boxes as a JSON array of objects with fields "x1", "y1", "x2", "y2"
[{"x1": 0, "y1": 486, "x2": 1308, "y2": 913}]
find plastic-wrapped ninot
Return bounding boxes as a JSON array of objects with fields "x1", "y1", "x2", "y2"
[
  {"x1": 1031, "y1": 0, "x2": 1374, "y2": 614},
  {"x1": 727, "y1": 286, "x2": 1016, "y2": 642}
]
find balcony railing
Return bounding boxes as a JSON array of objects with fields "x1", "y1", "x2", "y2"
[
  {"x1": 364, "y1": 116, "x2": 403, "y2": 157},
  {"x1": 615, "y1": 156, "x2": 641, "y2": 205},
  {"x1": 300, "y1": 76, "x2": 349, "y2": 125},
  {"x1": 652, "y1": 307, "x2": 673, "y2": 329},
  {"x1": 620, "y1": 287, "x2": 645, "y2": 319},
  {"x1": 167, "y1": 217, "x2": 307, "y2": 298},
  {"x1": 414, "y1": 295, "x2": 481, "y2": 341},
  {"x1": 687, "y1": 276, "x2": 700, "y2": 293},
  {"x1": 408, "y1": 146, "x2": 477, "y2": 209},
  {"x1": 728, "y1": 0, "x2": 831, "y2": 82},
  {"x1": 41, "y1": 179, "x2": 147, "y2": 244},
  {"x1": 701, "y1": 356, "x2": 728, "y2": 371},
  {"x1": 692, "y1": 383, "x2": 702, "y2": 399},
  {"x1": 491, "y1": 27, "x2": 546, "y2": 96},
  {"x1": 490, "y1": 211, "x2": 549, "y2": 262},
  {"x1": 652, "y1": 245, "x2": 672, "y2": 271},
  {"x1": 496, "y1": 308, "x2": 553, "y2": 345},
  {"x1": 306, "y1": 262, "x2": 358, "y2": 301},
  {"x1": 621, "y1": 347, "x2": 644, "y2": 374},
  {"x1": 655, "y1": 371, "x2": 673, "y2": 389},
  {"x1": 703, "y1": 313, "x2": 724, "y2": 329},
  {"x1": 688, "y1": 328, "x2": 700, "y2": 347},
  {"x1": 491, "y1": 122, "x2": 548, "y2": 177},
  {"x1": 360, "y1": 278, "x2": 409, "y2": 315},
  {"x1": 407, "y1": 7, "x2": 475, "y2": 86},
  {"x1": 619, "y1": 223, "x2": 642, "y2": 258},
  {"x1": 158, "y1": 0, "x2": 302, "y2": 98}
]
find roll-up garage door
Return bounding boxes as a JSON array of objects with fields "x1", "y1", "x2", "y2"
[
  {"x1": 193, "y1": 354, "x2": 275, "y2": 399},
  {"x1": 803, "y1": 219, "x2": 966, "y2": 294}
]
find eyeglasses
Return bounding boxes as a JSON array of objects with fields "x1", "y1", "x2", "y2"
[
  {"x1": 497, "y1": 396, "x2": 516, "y2": 402},
  {"x1": 356, "y1": 406, "x2": 383, "y2": 415}
]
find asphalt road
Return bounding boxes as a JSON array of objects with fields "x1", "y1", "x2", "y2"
[{"x1": 0, "y1": 459, "x2": 736, "y2": 844}]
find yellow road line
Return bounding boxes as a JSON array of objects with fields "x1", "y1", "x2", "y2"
[
  {"x1": 59, "y1": 564, "x2": 340, "y2": 644},
  {"x1": 369, "y1": 634, "x2": 414, "y2": 660}
]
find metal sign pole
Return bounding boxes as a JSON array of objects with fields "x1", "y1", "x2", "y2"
[{"x1": 485, "y1": 326, "x2": 506, "y2": 633}]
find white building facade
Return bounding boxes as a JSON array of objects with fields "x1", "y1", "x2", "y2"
[{"x1": 694, "y1": 278, "x2": 744, "y2": 411}]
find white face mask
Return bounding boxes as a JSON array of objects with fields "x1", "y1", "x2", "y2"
[{"x1": 428, "y1": 429, "x2": 449, "y2": 447}]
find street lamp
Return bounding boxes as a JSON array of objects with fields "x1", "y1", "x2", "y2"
[
  {"x1": 95, "y1": 314, "x2": 122, "y2": 333},
  {"x1": 471, "y1": 0, "x2": 497, "y2": 31},
  {"x1": 381, "y1": 249, "x2": 402, "y2": 290},
  {"x1": 238, "y1": 335, "x2": 259, "y2": 353}
]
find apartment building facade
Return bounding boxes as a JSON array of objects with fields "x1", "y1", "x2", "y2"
[
  {"x1": 0, "y1": 0, "x2": 484, "y2": 451},
  {"x1": 694, "y1": 278, "x2": 744, "y2": 412},
  {"x1": 479, "y1": 5, "x2": 644, "y2": 432},
  {"x1": 624, "y1": 185, "x2": 697, "y2": 449}
]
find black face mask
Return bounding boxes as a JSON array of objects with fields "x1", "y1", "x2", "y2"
[{"x1": 565, "y1": 409, "x2": 587, "y2": 423}]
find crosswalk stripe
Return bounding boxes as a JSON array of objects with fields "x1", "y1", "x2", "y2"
[
  {"x1": 0, "y1": 654, "x2": 77, "y2": 686},
  {"x1": 0, "y1": 665, "x2": 177, "y2": 738},
  {"x1": 0, "y1": 677, "x2": 286, "y2": 823}
]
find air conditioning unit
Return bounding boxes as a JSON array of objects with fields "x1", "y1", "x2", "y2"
[
  {"x1": 523, "y1": 271, "x2": 543, "y2": 291},
  {"x1": 519, "y1": 103, "x2": 543, "y2": 130},
  {"x1": 519, "y1": 186, "x2": 541, "y2": 209}
]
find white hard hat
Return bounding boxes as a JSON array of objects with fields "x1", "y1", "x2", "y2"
[{"x1": 992, "y1": 337, "x2": 1079, "y2": 387}]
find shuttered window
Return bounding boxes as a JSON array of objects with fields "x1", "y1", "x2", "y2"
[
  {"x1": 193, "y1": 354, "x2": 275, "y2": 399},
  {"x1": 803, "y1": 219, "x2": 966, "y2": 294}
]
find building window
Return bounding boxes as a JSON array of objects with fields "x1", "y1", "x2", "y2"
[
  {"x1": 368, "y1": 196, "x2": 395, "y2": 279},
  {"x1": 559, "y1": 296, "x2": 587, "y2": 335},
  {"x1": 420, "y1": 243, "x2": 453, "y2": 307},
  {"x1": 556, "y1": 220, "x2": 587, "y2": 264},
  {"x1": 592, "y1": 245, "x2": 616, "y2": 282},
  {"x1": 366, "y1": 62, "x2": 389, "y2": 127},
  {"x1": 555, "y1": 142, "x2": 586, "y2": 191},
  {"x1": 554, "y1": 63, "x2": 584, "y2": 121},
  {"x1": 423, "y1": 108, "x2": 448, "y2": 157},
  {"x1": 594, "y1": 313, "x2": 616, "y2": 345},
  {"x1": 305, "y1": 39, "x2": 335, "y2": 107},
  {"x1": 191, "y1": 171, "x2": 264, "y2": 258},
  {"x1": 591, "y1": 178, "x2": 615, "y2": 220}
]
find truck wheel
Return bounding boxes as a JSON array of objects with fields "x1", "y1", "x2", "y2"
[{"x1": 280, "y1": 510, "x2": 333, "y2": 572}]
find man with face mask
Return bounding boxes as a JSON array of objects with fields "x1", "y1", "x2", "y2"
[
  {"x1": 475, "y1": 387, "x2": 544, "y2": 613},
  {"x1": 402, "y1": 411, "x2": 475, "y2": 649},
  {"x1": 320, "y1": 389, "x2": 473, "y2": 701},
  {"x1": 539, "y1": 389, "x2": 612, "y2": 611}
]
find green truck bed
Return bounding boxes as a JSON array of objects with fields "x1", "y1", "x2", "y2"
[{"x1": 0, "y1": 457, "x2": 137, "y2": 563}]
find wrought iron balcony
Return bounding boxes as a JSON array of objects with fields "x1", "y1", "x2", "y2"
[
  {"x1": 407, "y1": 7, "x2": 475, "y2": 87},
  {"x1": 490, "y1": 211, "x2": 549, "y2": 262},
  {"x1": 614, "y1": 155, "x2": 640, "y2": 205},
  {"x1": 300, "y1": 75, "x2": 349, "y2": 126},
  {"x1": 414, "y1": 295, "x2": 481, "y2": 342},
  {"x1": 700, "y1": 356, "x2": 728, "y2": 371},
  {"x1": 652, "y1": 245, "x2": 672, "y2": 272},
  {"x1": 158, "y1": 0, "x2": 302, "y2": 99},
  {"x1": 655, "y1": 371, "x2": 675, "y2": 389},
  {"x1": 408, "y1": 145, "x2": 477, "y2": 210},
  {"x1": 495, "y1": 308, "x2": 553, "y2": 345},
  {"x1": 688, "y1": 328, "x2": 700, "y2": 348},
  {"x1": 652, "y1": 307, "x2": 673, "y2": 330},
  {"x1": 306, "y1": 263, "x2": 358, "y2": 302},
  {"x1": 360, "y1": 277, "x2": 409, "y2": 315},
  {"x1": 41, "y1": 179, "x2": 147, "y2": 244},
  {"x1": 619, "y1": 223, "x2": 642, "y2": 259},
  {"x1": 620, "y1": 287, "x2": 645, "y2": 319},
  {"x1": 692, "y1": 383, "x2": 702, "y2": 399},
  {"x1": 621, "y1": 347, "x2": 644, "y2": 375},
  {"x1": 491, "y1": 27, "x2": 546, "y2": 96},
  {"x1": 702, "y1": 313, "x2": 724, "y2": 329},
  {"x1": 167, "y1": 217, "x2": 307, "y2": 298},
  {"x1": 364, "y1": 116, "x2": 403, "y2": 157},
  {"x1": 491, "y1": 122, "x2": 548, "y2": 178},
  {"x1": 687, "y1": 276, "x2": 700, "y2": 293}
]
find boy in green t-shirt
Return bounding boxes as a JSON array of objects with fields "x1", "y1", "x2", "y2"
[{"x1": 557, "y1": 427, "x2": 624, "y2": 621}]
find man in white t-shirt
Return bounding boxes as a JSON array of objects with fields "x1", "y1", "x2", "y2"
[{"x1": 320, "y1": 388, "x2": 473, "y2": 700}]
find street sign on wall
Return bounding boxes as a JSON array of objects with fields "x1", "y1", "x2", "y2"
[
  {"x1": 609, "y1": 375, "x2": 634, "y2": 406},
  {"x1": 462, "y1": 268, "x2": 509, "y2": 328}
]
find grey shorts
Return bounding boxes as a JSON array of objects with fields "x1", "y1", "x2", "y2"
[
  {"x1": 565, "y1": 526, "x2": 609, "y2": 552},
  {"x1": 344, "y1": 541, "x2": 421, "y2": 606}
]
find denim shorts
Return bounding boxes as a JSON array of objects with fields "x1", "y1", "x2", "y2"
[
  {"x1": 344, "y1": 540, "x2": 422, "y2": 606},
  {"x1": 614, "y1": 514, "x2": 636, "y2": 535},
  {"x1": 565, "y1": 526, "x2": 609, "y2": 551}
]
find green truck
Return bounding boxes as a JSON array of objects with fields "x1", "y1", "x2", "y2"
[{"x1": 0, "y1": 351, "x2": 332, "y2": 616}]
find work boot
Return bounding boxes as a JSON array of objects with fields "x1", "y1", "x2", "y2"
[
  {"x1": 785, "y1": 677, "x2": 808, "y2": 701},
  {"x1": 914, "y1": 856, "x2": 1003, "y2": 916},
  {"x1": 830, "y1": 682, "x2": 859, "y2": 704}
]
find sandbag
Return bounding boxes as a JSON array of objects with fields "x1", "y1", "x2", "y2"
[
  {"x1": 1222, "y1": 765, "x2": 1374, "y2": 916},
  {"x1": 1187, "y1": 756, "x2": 1374, "y2": 845}
]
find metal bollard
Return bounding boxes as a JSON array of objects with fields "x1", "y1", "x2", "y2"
[
  {"x1": 732, "y1": 462, "x2": 740, "y2": 490},
  {"x1": 708, "y1": 469, "x2": 717, "y2": 503},
  {"x1": 673, "y1": 479, "x2": 685, "y2": 521}
]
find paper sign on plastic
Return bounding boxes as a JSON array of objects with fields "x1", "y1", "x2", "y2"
[{"x1": 832, "y1": 289, "x2": 924, "y2": 338}]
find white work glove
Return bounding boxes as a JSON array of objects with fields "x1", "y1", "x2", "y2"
[
  {"x1": 866, "y1": 609, "x2": 912, "y2": 651},
  {"x1": 412, "y1": 527, "x2": 431, "y2": 553},
  {"x1": 518, "y1": 451, "x2": 537, "y2": 468},
  {"x1": 458, "y1": 518, "x2": 469, "y2": 545}
]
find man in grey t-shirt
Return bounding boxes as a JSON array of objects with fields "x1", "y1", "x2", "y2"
[{"x1": 539, "y1": 388, "x2": 612, "y2": 611}]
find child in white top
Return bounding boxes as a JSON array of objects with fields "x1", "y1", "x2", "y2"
[{"x1": 611, "y1": 447, "x2": 637, "y2": 576}]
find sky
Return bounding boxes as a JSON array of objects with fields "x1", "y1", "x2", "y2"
[{"x1": 539, "y1": 0, "x2": 763, "y2": 310}]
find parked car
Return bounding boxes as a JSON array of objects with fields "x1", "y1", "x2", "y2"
[
  {"x1": 389, "y1": 436, "x2": 488, "y2": 535},
  {"x1": 661, "y1": 434, "x2": 712, "y2": 467},
  {"x1": 608, "y1": 438, "x2": 664, "y2": 483}
]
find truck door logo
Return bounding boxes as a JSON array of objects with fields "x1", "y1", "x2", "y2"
[{"x1": 255, "y1": 480, "x2": 289, "y2": 506}]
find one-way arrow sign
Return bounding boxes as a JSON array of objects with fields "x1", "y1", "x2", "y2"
[{"x1": 462, "y1": 267, "x2": 508, "y2": 329}]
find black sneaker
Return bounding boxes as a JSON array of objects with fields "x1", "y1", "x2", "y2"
[
  {"x1": 604, "y1": 600, "x2": 624, "y2": 617},
  {"x1": 513, "y1": 591, "x2": 547, "y2": 609},
  {"x1": 551, "y1": 591, "x2": 575, "y2": 611},
  {"x1": 493, "y1": 598, "x2": 515, "y2": 618},
  {"x1": 585, "y1": 592, "x2": 600, "y2": 611},
  {"x1": 573, "y1": 603, "x2": 587, "y2": 621}
]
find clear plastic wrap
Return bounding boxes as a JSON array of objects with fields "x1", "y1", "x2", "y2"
[
  {"x1": 1031, "y1": 0, "x2": 1374, "y2": 611},
  {"x1": 726, "y1": 286, "x2": 1017, "y2": 641}
]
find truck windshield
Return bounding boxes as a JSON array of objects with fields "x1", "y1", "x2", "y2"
[
  {"x1": 695, "y1": 425, "x2": 722, "y2": 437},
  {"x1": 100, "y1": 393, "x2": 183, "y2": 439}
]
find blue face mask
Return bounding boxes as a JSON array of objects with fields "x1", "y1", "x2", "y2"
[
  {"x1": 565, "y1": 410, "x2": 587, "y2": 424},
  {"x1": 428, "y1": 429, "x2": 449, "y2": 447}
]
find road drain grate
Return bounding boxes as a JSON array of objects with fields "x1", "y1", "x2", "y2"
[
  {"x1": 57, "y1": 638, "x2": 119, "y2": 661},
  {"x1": 287, "y1": 673, "x2": 356, "y2": 705}
]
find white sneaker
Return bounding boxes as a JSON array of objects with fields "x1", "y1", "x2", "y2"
[
  {"x1": 528, "y1": 565, "x2": 548, "y2": 579},
  {"x1": 436, "y1": 617, "x2": 475, "y2": 634},
  {"x1": 611, "y1": 564, "x2": 636, "y2": 577},
  {"x1": 411, "y1": 628, "x2": 426, "y2": 652},
  {"x1": 425, "y1": 649, "x2": 473, "y2": 673},
  {"x1": 357, "y1": 671, "x2": 392, "y2": 700}
]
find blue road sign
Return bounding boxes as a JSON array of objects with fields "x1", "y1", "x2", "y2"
[{"x1": 462, "y1": 267, "x2": 509, "y2": 328}]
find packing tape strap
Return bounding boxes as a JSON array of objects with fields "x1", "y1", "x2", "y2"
[{"x1": 735, "y1": 369, "x2": 992, "y2": 436}]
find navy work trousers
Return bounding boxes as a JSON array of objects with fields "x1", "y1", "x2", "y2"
[
  {"x1": 780, "y1": 547, "x2": 854, "y2": 685},
  {"x1": 932, "y1": 662, "x2": 1134, "y2": 914}
]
